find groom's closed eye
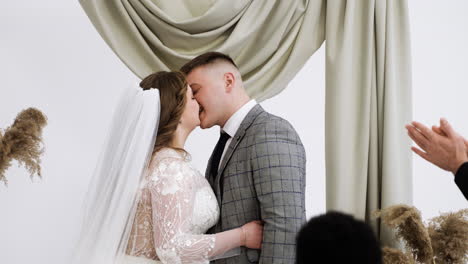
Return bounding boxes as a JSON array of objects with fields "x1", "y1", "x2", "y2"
[{"x1": 190, "y1": 84, "x2": 201, "y2": 95}]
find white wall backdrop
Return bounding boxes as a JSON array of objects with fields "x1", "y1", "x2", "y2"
[{"x1": 0, "y1": 1, "x2": 466, "y2": 263}]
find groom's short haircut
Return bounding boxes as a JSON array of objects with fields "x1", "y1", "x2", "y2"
[
  {"x1": 180, "y1": 52, "x2": 238, "y2": 75},
  {"x1": 296, "y1": 211, "x2": 382, "y2": 264}
]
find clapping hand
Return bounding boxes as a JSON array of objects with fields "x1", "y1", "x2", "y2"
[{"x1": 406, "y1": 118, "x2": 468, "y2": 174}]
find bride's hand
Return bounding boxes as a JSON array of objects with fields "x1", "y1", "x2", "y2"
[{"x1": 241, "y1": 220, "x2": 263, "y2": 249}]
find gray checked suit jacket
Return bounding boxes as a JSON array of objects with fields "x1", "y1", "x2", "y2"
[{"x1": 206, "y1": 104, "x2": 306, "y2": 264}]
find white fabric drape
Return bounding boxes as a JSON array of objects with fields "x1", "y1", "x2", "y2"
[
  {"x1": 72, "y1": 86, "x2": 160, "y2": 263},
  {"x1": 79, "y1": 0, "x2": 413, "y2": 245}
]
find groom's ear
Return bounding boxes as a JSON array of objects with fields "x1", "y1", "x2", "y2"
[{"x1": 224, "y1": 72, "x2": 235, "y2": 93}]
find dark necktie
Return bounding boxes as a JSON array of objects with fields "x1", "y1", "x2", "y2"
[{"x1": 210, "y1": 131, "x2": 231, "y2": 181}]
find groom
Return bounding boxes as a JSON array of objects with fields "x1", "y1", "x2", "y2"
[{"x1": 181, "y1": 52, "x2": 306, "y2": 264}]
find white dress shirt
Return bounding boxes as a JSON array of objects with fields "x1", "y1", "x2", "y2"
[{"x1": 218, "y1": 99, "x2": 257, "y2": 170}]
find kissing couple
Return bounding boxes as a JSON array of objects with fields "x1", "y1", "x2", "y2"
[{"x1": 72, "y1": 52, "x2": 306, "y2": 264}]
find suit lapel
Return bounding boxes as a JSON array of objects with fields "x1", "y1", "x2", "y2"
[{"x1": 214, "y1": 105, "x2": 264, "y2": 201}]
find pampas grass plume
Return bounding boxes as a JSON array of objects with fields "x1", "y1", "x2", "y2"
[
  {"x1": 0, "y1": 107, "x2": 47, "y2": 185},
  {"x1": 374, "y1": 204, "x2": 434, "y2": 264}
]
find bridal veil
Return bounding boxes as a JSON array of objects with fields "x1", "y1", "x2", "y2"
[{"x1": 71, "y1": 85, "x2": 160, "y2": 264}]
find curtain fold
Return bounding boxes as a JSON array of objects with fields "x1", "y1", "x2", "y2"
[
  {"x1": 325, "y1": 0, "x2": 412, "y2": 246},
  {"x1": 79, "y1": 0, "x2": 325, "y2": 101},
  {"x1": 79, "y1": 0, "x2": 412, "y2": 246}
]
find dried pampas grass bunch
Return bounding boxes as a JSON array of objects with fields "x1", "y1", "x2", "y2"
[
  {"x1": 374, "y1": 204, "x2": 433, "y2": 263},
  {"x1": 381, "y1": 246, "x2": 415, "y2": 264},
  {"x1": 0, "y1": 108, "x2": 47, "y2": 185},
  {"x1": 428, "y1": 209, "x2": 468, "y2": 264},
  {"x1": 375, "y1": 204, "x2": 468, "y2": 264}
]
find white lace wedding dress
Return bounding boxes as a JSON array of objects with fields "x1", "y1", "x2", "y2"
[{"x1": 123, "y1": 148, "x2": 240, "y2": 264}]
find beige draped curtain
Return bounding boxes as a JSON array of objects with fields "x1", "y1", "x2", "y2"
[
  {"x1": 80, "y1": 0, "x2": 412, "y2": 245},
  {"x1": 325, "y1": 0, "x2": 412, "y2": 246}
]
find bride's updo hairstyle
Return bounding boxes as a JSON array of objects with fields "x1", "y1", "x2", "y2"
[{"x1": 140, "y1": 71, "x2": 188, "y2": 154}]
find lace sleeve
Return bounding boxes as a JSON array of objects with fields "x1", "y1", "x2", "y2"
[{"x1": 148, "y1": 157, "x2": 242, "y2": 264}]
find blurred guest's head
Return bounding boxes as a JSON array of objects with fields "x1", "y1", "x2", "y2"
[{"x1": 296, "y1": 211, "x2": 382, "y2": 264}]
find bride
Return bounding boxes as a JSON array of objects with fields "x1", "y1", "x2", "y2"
[{"x1": 72, "y1": 71, "x2": 263, "y2": 264}]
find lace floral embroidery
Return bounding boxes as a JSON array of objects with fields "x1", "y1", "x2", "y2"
[{"x1": 126, "y1": 148, "x2": 219, "y2": 263}]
